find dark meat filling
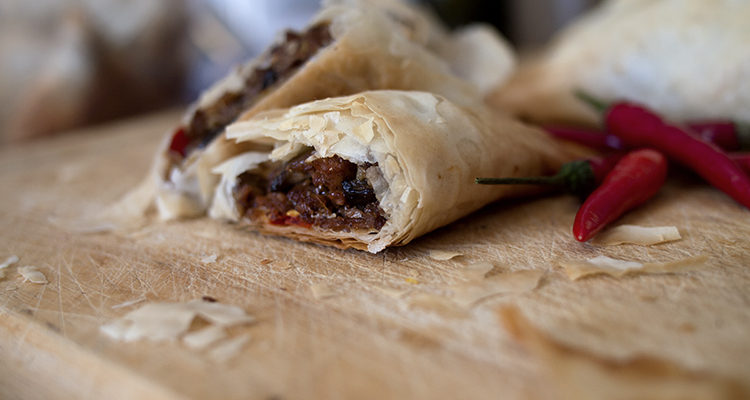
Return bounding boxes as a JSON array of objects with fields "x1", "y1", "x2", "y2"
[
  {"x1": 169, "y1": 23, "x2": 333, "y2": 158},
  {"x1": 234, "y1": 152, "x2": 386, "y2": 232}
]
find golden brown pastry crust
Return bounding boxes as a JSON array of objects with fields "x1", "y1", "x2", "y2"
[{"x1": 212, "y1": 91, "x2": 572, "y2": 252}]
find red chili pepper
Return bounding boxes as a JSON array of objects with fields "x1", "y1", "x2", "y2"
[
  {"x1": 269, "y1": 211, "x2": 313, "y2": 228},
  {"x1": 575, "y1": 91, "x2": 750, "y2": 152},
  {"x1": 605, "y1": 103, "x2": 750, "y2": 209},
  {"x1": 688, "y1": 121, "x2": 750, "y2": 151},
  {"x1": 573, "y1": 149, "x2": 668, "y2": 242},
  {"x1": 543, "y1": 126, "x2": 625, "y2": 151},
  {"x1": 730, "y1": 153, "x2": 750, "y2": 175},
  {"x1": 168, "y1": 127, "x2": 189, "y2": 158},
  {"x1": 545, "y1": 122, "x2": 749, "y2": 153},
  {"x1": 476, "y1": 153, "x2": 623, "y2": 198}
]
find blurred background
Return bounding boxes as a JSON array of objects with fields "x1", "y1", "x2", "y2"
[{"x1": 0, "y1": 0, "x2": 600, "y2": 143}]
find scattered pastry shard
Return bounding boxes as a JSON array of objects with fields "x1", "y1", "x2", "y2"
[
  {"x1": 498, "y1": 307, "x2": 750, "y2": 400},
  {"x1": 153, "y1": 0, "x2": 516, "y2": 220},
  {"x1": 560, "y1": 255, "x2": 707, "y2": 280},
  {"x1": 182, "y1": 325, "x2": 228, "y2": 351},
  {"x1": 100, "y1": 299, "x2": 255, "y2": 342},
  {"x1": 0, "y1": 255, "x2": 18, "y2": 270},
  {"x1": 189, "y1": 300, "x2": 257, "y2": 326},
  {"x1": 101, "y1": 303, "x2": 201, "y2": 342},
  {"x1": 428, "y1": 250, "x2": 464, "y2": 261},
  {"x1": 593, "y1": 225, "x2": 681, "y2": 246},
  {"x1": 18, "y1": 266, "x2": 47, "y2": 284},
  {"x1": 208, "y1": 333, "x2": 252, "y2": 364},
  {"x1": 210, "y1": 90, "x2": 569, "y2": 252},
  {"x1": 0, "y1": 255, "x2": 19, "y2": 279}
]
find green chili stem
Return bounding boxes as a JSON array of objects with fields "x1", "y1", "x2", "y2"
[{"x1": 574, "y1": 90, "x2": 608, "y2": 114}]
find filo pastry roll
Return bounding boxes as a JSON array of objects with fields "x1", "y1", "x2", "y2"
[
  {"x1": 209, "y1": 91, "x2": 569, "y2": 253},
  {"x1": 154, "y1": 0, "x2": 514, "y2": 220}
]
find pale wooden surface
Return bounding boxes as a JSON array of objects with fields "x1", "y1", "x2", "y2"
[{"x1": 1, "y1": 112, "x2": 749, "y2": 400}]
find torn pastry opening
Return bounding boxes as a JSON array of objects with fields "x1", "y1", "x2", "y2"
[
  {"x1": 232, "y1": 147, "x2": 387, "y2": 233},
  {"x1": 167, "y1": 22, "x2": 333, "y2": 161}
]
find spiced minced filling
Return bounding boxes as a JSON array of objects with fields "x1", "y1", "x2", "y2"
[
  {"x1": 233, "y1": 150, "x2": 387, "y2": 232},
  {"x1": 169, "y1": 22, "x2": 333, "y2": 158}
]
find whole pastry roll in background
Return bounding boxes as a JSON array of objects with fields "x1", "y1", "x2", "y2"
[
  {"x1": 209, "y1": 90, "x2": 571, "y2": 253},
  {"x1": 154, "y1": 0, "x2": 516, "y2": 221},
  {"x1": 489, "y1": 0, "x2": 750, "y2": 127}
]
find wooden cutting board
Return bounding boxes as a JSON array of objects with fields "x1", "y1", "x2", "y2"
[{"x1": 1, "y1": 111, "x2": 749, "y2": 400}]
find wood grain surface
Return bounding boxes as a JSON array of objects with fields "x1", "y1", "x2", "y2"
[{"x1": 1, "y1": 112, "x2": 749, "y2": 399}]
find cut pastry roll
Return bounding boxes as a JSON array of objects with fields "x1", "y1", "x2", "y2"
[
  {"x1": 153, "y1": 0, "x2": 515, "y2": 220},
  {"x1": 210, "y1": 91, "x2": 569, "y2": 253}
]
